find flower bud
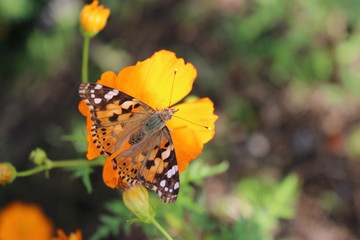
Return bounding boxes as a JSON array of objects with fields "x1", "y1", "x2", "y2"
[
  {"x1": 0, "y1": 163, "x2": 16, "y2": 184},
  {"x1": 80, "y1": 0, "x2": 110, "y2": 37},
  {"x1": 29, "y1": 148, "x2": 47, "y2": 165},
  {"x1": 123, "y1": 184, "x2": 155, "y2": 223}
]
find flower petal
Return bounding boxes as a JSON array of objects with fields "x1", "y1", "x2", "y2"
[
  {"x1": 113, "y1": 50, "x2": 197, "y2": 110},
  {"x1": 102, "y1": 158, "x2": 120, "y2": 188},
  {"x1": 0, "y1": 202, "x2": 53, "y2": 240},
  {"x1": 78, "y1": 101, "x2": 100, "y2": 160},
  {"x1": 167, "y1": 97, "x2": 218, "y2": 172},
  {"x1": 170, "y1": 127, "x2": 203, "y2": 173},
  {"x1": 102, "y1": 156, "x2": 134, "y2": 190},
  {"x1": 97, "y1": 71, "x2": 117, "y2": 87}
]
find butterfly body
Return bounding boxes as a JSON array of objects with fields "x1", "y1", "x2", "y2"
[
  {"x1": 130, "y1": 108, "x2": 178, "y2": 144},
  {"x1": 79, "y1": 83, "x2": 180, "y2": 203}
]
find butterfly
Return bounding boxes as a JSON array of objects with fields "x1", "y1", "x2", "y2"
[{"x1": 79, "y1": 83, "x2": 180, "y2": 203}]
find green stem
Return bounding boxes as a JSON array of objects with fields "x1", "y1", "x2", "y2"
[
  {"x1": 51, "y1": 158, "x2": 104, "y2": 168},
  {"x1": 150, "y1": 217, "x2": 174, "y2": 240},
  {"x1": 16, "y1": 158, "x2": 105, "y2": 178},
  {"x1": 16, "y1": 165, "x2": 47, "y2": 177},
  {"x1": 82, "y1": 35, "x2": 91, "y2": 83}
]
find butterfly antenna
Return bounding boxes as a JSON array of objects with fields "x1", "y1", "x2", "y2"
[
  {"x1": 173, "y1": 115, "x2": 212, "y2": 130},
  {"x1": 169, "y1": 68, "x2": 177, "y2": 107}
]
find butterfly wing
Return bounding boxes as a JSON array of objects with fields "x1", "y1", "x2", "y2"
[
  {"x1": 79, "y1": 83, "x2": 154, "y2": 157},
  {"x1": 113, "y1": 127, "x2": 180, "y2": 203},
  {"x1": 79, "y1": 83, "x2": 180, "y2": 203}
]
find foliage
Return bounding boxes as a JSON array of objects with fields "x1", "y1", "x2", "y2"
[
  {"x1": 90, "y1": 161, "x2": 299, "y2": 240},
  {"x1": 1, "y1": 0, "x2": 359, "y2": 239}
]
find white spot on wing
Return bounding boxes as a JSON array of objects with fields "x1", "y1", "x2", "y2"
[
  {"x1": 174, "y1": 182, "x2": 179, "y2": 190},
  {"x1": 104, "y1": 93, "x2": 113, "y2": 100},
  {"x1": 165, "y1": 187, "x2": 168, "y2": 192},
  {"x1": 167, "y1": 169, "x2": 173, "y2": 178},
  {"x1": 91, "y1": 94, "x2": 95, "y2": 98},
  {"x1": 104, "y1": 90, "x2": 119, "y2": 100},
  {"x1": 166, "y1": 165, "x2": 178, "y2": 178},
  {"x1": 160, "y1": 180, "x2": 166, "y2": 187},
  {"x1": 94, "y1": 98, "x2": 102, "y2": 104},
  {"x1": 95, "y1": 84, "x2": 102, "y2": 89}
]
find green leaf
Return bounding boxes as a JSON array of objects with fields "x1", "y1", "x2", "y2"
[
  {"x1": 70, "y1": 166, "x2": 94, "y2": 193},
  {"x1": 235, "y1": 174, "x2": 299, "y2": 237},
  {"x1": 90, "y1": 200, "x2": 132, "y2": 240},
  {"x1": 181, "y1": 160, "x2": 229, "y2": 185}
]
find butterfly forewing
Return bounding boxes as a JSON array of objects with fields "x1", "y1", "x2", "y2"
[
  {"x1": 79, "y1": 83, "x2": 153, "y2": 156},
  {"x1": 79, "y1": 83, "x2": 180, "y2": 203}
]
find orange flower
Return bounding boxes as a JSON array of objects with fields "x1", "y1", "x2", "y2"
[
  {"x1": 79, "y1": 50, "x2": 218, "y2": 188},
  {"x1": 80, "y1": 0, "x2": 110, "y2": 36},
  {"x1": 52, "y1": 229, "x2": 82, "y2": 240},
  {"x1": 0, "y1": 201, "x2": 54, "y2": 240}
]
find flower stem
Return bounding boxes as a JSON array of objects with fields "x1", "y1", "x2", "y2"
[
  {"x1": 16, "y1": 158, "x2": 105, "y2": 178},
  {"x1": 150, "y1": 217, "x2": 174, "y2": 240},
  {"x1": 82, "y1": 35, "x2": 91, "y2": 83},
  {"x1": 51, "y1": 158, "x2": 105, "y2": 168},
  {"x1": 16, "y1": 165, "x2": 47, "y2": 177}
]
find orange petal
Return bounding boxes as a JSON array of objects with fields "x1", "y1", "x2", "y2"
[
  {"x1": 78, "y1": 101, "x2": 100, "y2": 160},
  {"x1": 0, "y1": 202, "x2": 54, "y2": 240},
  {"x1": 167, "y1": 98, "x2": 218, "y2": 173},
  {"x1": 97, "y1": 71, "x2": 117, "y2": 87},
  {"x1": 113, "y1": 50, "x2": 197, "y2": 110},
  {"x1": 52, "y1": 229, "x2": 67, "y2": 240},
  {"x1": 171, "y1": 127, "x2": 203, "y2": 173},
  {"x1": 102, "y1": 157, "x2": 120, "y2": 188},
  {"x1": 69, "y1": 230, "x2": 82, "y2": 240},
  {"x1": 78, "y1": 100, "x2": 88, "y2": 117},
  {"x1": 52, "y1": 229, "x2": 82, "y2": 240}
]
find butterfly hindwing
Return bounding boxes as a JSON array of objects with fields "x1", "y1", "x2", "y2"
[
  {"x1": 79, "y1": 83, "x2": 154, "y2": 156},
  {"x1": 111, "y1": 127, "x2": 179, "y2": 203},
  {"x1": 139, "y1": 127, "x2": 179, "y2": 203}
]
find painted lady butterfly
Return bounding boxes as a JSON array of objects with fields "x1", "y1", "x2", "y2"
[{"x1": 79, "y1": 83, "x2": 180, "y2": 203}]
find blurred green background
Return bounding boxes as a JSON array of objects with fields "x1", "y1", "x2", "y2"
[{"x1": 1, "y1": 0, "x2": 360, "y2": 239}]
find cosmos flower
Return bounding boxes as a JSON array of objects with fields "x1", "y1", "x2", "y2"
[
  {"x1": 0, "y1": 201, "x2": 53, "y2": 240},
  {"x1": 79, "y1": 50, "x2": 218, "y2": 188}
]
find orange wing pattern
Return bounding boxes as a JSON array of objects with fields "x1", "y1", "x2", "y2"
[
  {"x1": 79, "y1": 83, "x2": 153, "y2": 156},
  {"x1": 79, "y1": 83, "x2": 180, "y2": 203},
  {"x1": 112, "y1": 127, "x2": 179, "y2": 203}
]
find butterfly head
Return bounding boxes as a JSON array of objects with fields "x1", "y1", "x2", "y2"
[{"x1": 160, "y1": 108, "x2": 179, "y2": 122}]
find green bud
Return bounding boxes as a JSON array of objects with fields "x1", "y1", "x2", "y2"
[
  {"x1": 123, "y1": 184, "x2": 155, "y2": 223},
  {"x1": 29, "y1": 148, "x2": 47, "y2": 165}
]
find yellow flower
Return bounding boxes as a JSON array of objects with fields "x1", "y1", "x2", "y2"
[
  {"x1": 123, "y1": 184, "x2": 155, "y2": 223},
  {"x1": 0, "y1": 201, "x2": 54, "y2": 240},
  {"x1": 80, "y1": 0, "x2": 110, "y2": 37},
  {"x1": 0, "y1": 163, "x2": 16, "y2": 184}
]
